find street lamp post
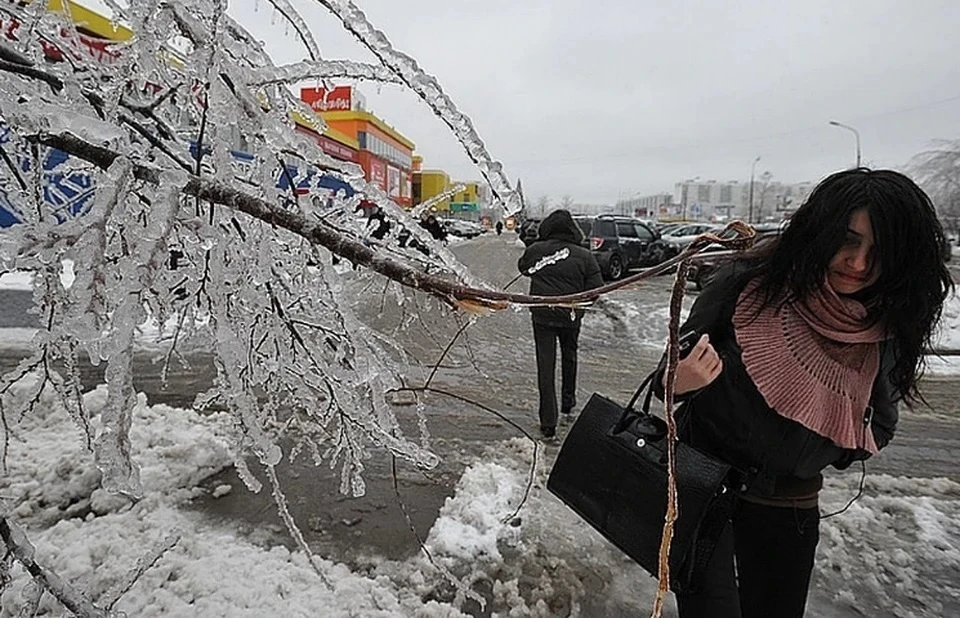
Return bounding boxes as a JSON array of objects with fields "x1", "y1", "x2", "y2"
[
  {"x1": 828, "y1": 120, "x2": 861, "y2": 167},
  {"x1": 748, "y1": 156, "x2": 761, "y2": 223}
]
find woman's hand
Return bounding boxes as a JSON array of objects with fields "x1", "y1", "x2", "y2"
[{"x1": 665, "y1": 334, "x2": 724, "y2": 395}]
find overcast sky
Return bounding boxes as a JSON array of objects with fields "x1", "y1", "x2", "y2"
[{"x1": 225, "y1": 0, "x2": 960, "y2": 205}]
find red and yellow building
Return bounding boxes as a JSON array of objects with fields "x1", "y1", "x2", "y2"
[{"x1": 300, "y1": 86, "x2": 415, "y2": 208}]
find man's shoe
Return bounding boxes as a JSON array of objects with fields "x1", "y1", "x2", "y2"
[
  {"x1": 540, "y1": 425, "x2": 556, "y2": 439},
  {"x1": 559, "y1": 411, "x2": 573, "y2": 426}
]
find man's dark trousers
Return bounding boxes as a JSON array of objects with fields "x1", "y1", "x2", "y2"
[{"x1": 533, "y1": 321, "x2": 580, "y2": 430}]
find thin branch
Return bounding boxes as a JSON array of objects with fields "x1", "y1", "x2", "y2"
[
  {"x1": 0, "y1": 517, "x2": 108, "y2": 618},
  {"x1": 117, "y1": 112, "x2": 194, "y2": 174},
  {"x1": 263, "y1": 463, "x2": 331, "y2": 586},
  {"x1": 387, "y1": 384, "x2": 538, "y2": 525},
  {"x1": 0, "y1": 57, "x2": 63, "y2": 92},
  {"x1": 0, "y1": 142, "x2": 27, "y2": 192},
  {"x1": 101, "y1": 532, "x2": 181, "y2": 610}
]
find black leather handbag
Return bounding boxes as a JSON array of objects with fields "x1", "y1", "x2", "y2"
[{"x1": 546, "y1": 371, "x2": 734, "y2": 593}]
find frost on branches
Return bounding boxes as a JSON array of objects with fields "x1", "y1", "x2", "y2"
[{"x1": 0, "y1": 0, "x2": 524, "y2": 613}]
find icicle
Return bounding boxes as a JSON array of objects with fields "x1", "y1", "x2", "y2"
[
  {"x1": 95, "y1": 347, "x2": 142, "y2": 498},
  {"x1": 234, "y1": 457, "x2": 263, "y2": 494},
  {"x1": 416, "y1": 398, "x2": 431, "y2": 451}
]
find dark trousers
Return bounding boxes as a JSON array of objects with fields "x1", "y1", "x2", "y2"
[
  {"x1": 677, "y1": 500, "x2": 820, "y2": 618},
  {"x1": 532, "y1": 321, "x2": 580, "y2": 430}
]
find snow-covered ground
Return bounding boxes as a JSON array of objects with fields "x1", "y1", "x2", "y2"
[{"x1": 0, "y1": 374, "x2": 957, "y2": 617}]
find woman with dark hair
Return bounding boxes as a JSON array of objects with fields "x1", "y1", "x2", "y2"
[{"x1": 657, "y1": 168, "x2": 953, "y2": 618}]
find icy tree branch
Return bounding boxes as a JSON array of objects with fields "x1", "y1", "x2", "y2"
[
  {"x1": 245, "y1": 59, "x2": 404, "y2": 86},
  {"x1": 0, "y1": 517, "x2": 109, "y2": 618},
  {"x1": 101, "y1": 532, "x2": 181, "y2": 610},
  {"x1": 32, "y1": 130, "x2": 752, "y2": 309}
]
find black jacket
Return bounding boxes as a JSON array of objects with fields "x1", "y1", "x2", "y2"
[
  {"x1": 655, "y1": 263, "x2": 899, "y2": 497},
  {"x1": 517, "y1": 211, "x2": 604, "y2": 327}
]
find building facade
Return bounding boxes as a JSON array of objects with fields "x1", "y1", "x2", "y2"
[
  {"x1": 673, "y1": 180, "x2": 746, "y2": 221},
  {"x1": 614, "y1": 193, "x2": 675, "y2": 219},
  {"x1": 300, "y1": 86, "x2": 416, "y2": 208}
]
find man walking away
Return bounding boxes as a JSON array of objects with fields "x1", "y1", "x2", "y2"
[{"x1": 518, "y1": 210, "x2": 603, "y2": 440}]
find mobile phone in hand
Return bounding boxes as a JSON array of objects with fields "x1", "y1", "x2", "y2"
[{"x1": 677, "y1": 330, "x2": 700, "y2": 359}]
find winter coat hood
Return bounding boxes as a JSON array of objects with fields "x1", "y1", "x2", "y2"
[{"x1": 537, "y1": 210, "x2": 584, "y2": 244}]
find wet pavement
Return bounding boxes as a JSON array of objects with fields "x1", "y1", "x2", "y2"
[{"x1": 1, "y1": 231, "x2": 959, "y2": 566}]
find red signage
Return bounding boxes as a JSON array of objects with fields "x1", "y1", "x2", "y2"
[
  {"x1": 1, "y1": 14, "x2": 121, "y2": 65},
  {"x1": 300, "y1": 86, "x2": 353, "y2": 112}
]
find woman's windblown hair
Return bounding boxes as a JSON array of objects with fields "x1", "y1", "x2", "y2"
[{"x1": 743, "y1": 168, "x2": 953, "y2": 402}]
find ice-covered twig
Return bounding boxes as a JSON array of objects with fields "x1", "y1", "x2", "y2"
[
  {"x1": 245, "y1": 59, "x2": 403, "y2": 86},
  {"x1": 263, "y1": 0, "x2": 324, "y2": 61},
  {"x1": 388, "y1": 454, "x2": 486, "y2": 611},
  {"x1": 0, "y1": 517, "x2": 109, "y2": 618},
  {"x1": 101, "y1": 531, "x2": 181, "y2": 610},
  {"x1": 264, "y1": 464, "x2": 331, "y2": 586}
]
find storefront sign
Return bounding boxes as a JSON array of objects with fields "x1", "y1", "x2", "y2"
[
  {"x1": 317, "y1": 135, "x2": 357, "y2": 162},
  {"x1": 300, "y1": 86, "x2": 353, "y2": 112},
  {"x1": 449, "y1": 202, "x2": 479, "y2": 212}
]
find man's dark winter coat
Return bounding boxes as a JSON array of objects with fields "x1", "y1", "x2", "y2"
[{"x1": 517, "y1": 210, "x2": 603, "y2": 327}]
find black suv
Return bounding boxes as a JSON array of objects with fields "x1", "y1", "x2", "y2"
[{"x1": 573, "y1": 215, "x2": 660, "y2": 279}]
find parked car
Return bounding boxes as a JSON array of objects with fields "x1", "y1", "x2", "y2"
[
  {"x1": 573, "y1": 214, "x2": 660, "y2": 280},
  {"x1": 442, "y1": 218, "x2": 484, "y2": 238},
  {"x1": 686, "y1": 223, "x2": 785, "y2": 289},
  {"x1": 647, "y1": 223, "x2": 724, "y2": 264}
]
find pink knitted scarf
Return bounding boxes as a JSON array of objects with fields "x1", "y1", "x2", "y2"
[{"x1": 733, "y1": 278, "x2": 889, "y2": 454}]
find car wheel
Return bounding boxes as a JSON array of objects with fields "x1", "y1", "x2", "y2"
[{"x1": 607, "y1": 254, "x2": 624, "y2": 280}]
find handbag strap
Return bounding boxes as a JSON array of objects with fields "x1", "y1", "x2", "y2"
[
  {"x1": 625, "y1": 369, "x2": 657, "y2": 413},
  {"x1": 622, "y1": 366, "x2": 693, "y2": 436}
]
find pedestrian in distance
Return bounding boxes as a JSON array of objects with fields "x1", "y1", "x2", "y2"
[
  {"x1": 495, "y1": 220, "x2": 504, "y2": 236},
  {"x1": 518, "y1": 209, "x2": 604, "y2": 441},
  {"x1": 420, "y1": 213, "x2": 448, "y2": 244},
  {"x1": 654, "y1": 168, "x2": 953, "y2": 618}
]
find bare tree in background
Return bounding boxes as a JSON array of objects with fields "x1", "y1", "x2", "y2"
[
  {"x1": 559, "y1": 194, "x2": 575, "y2": 211},
  {"x1": 534, "y1": 194, "x2": 551, "y2": 215},
  {"x1": 910, "y1": 139, "x2": 960, "y2": 238}
]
